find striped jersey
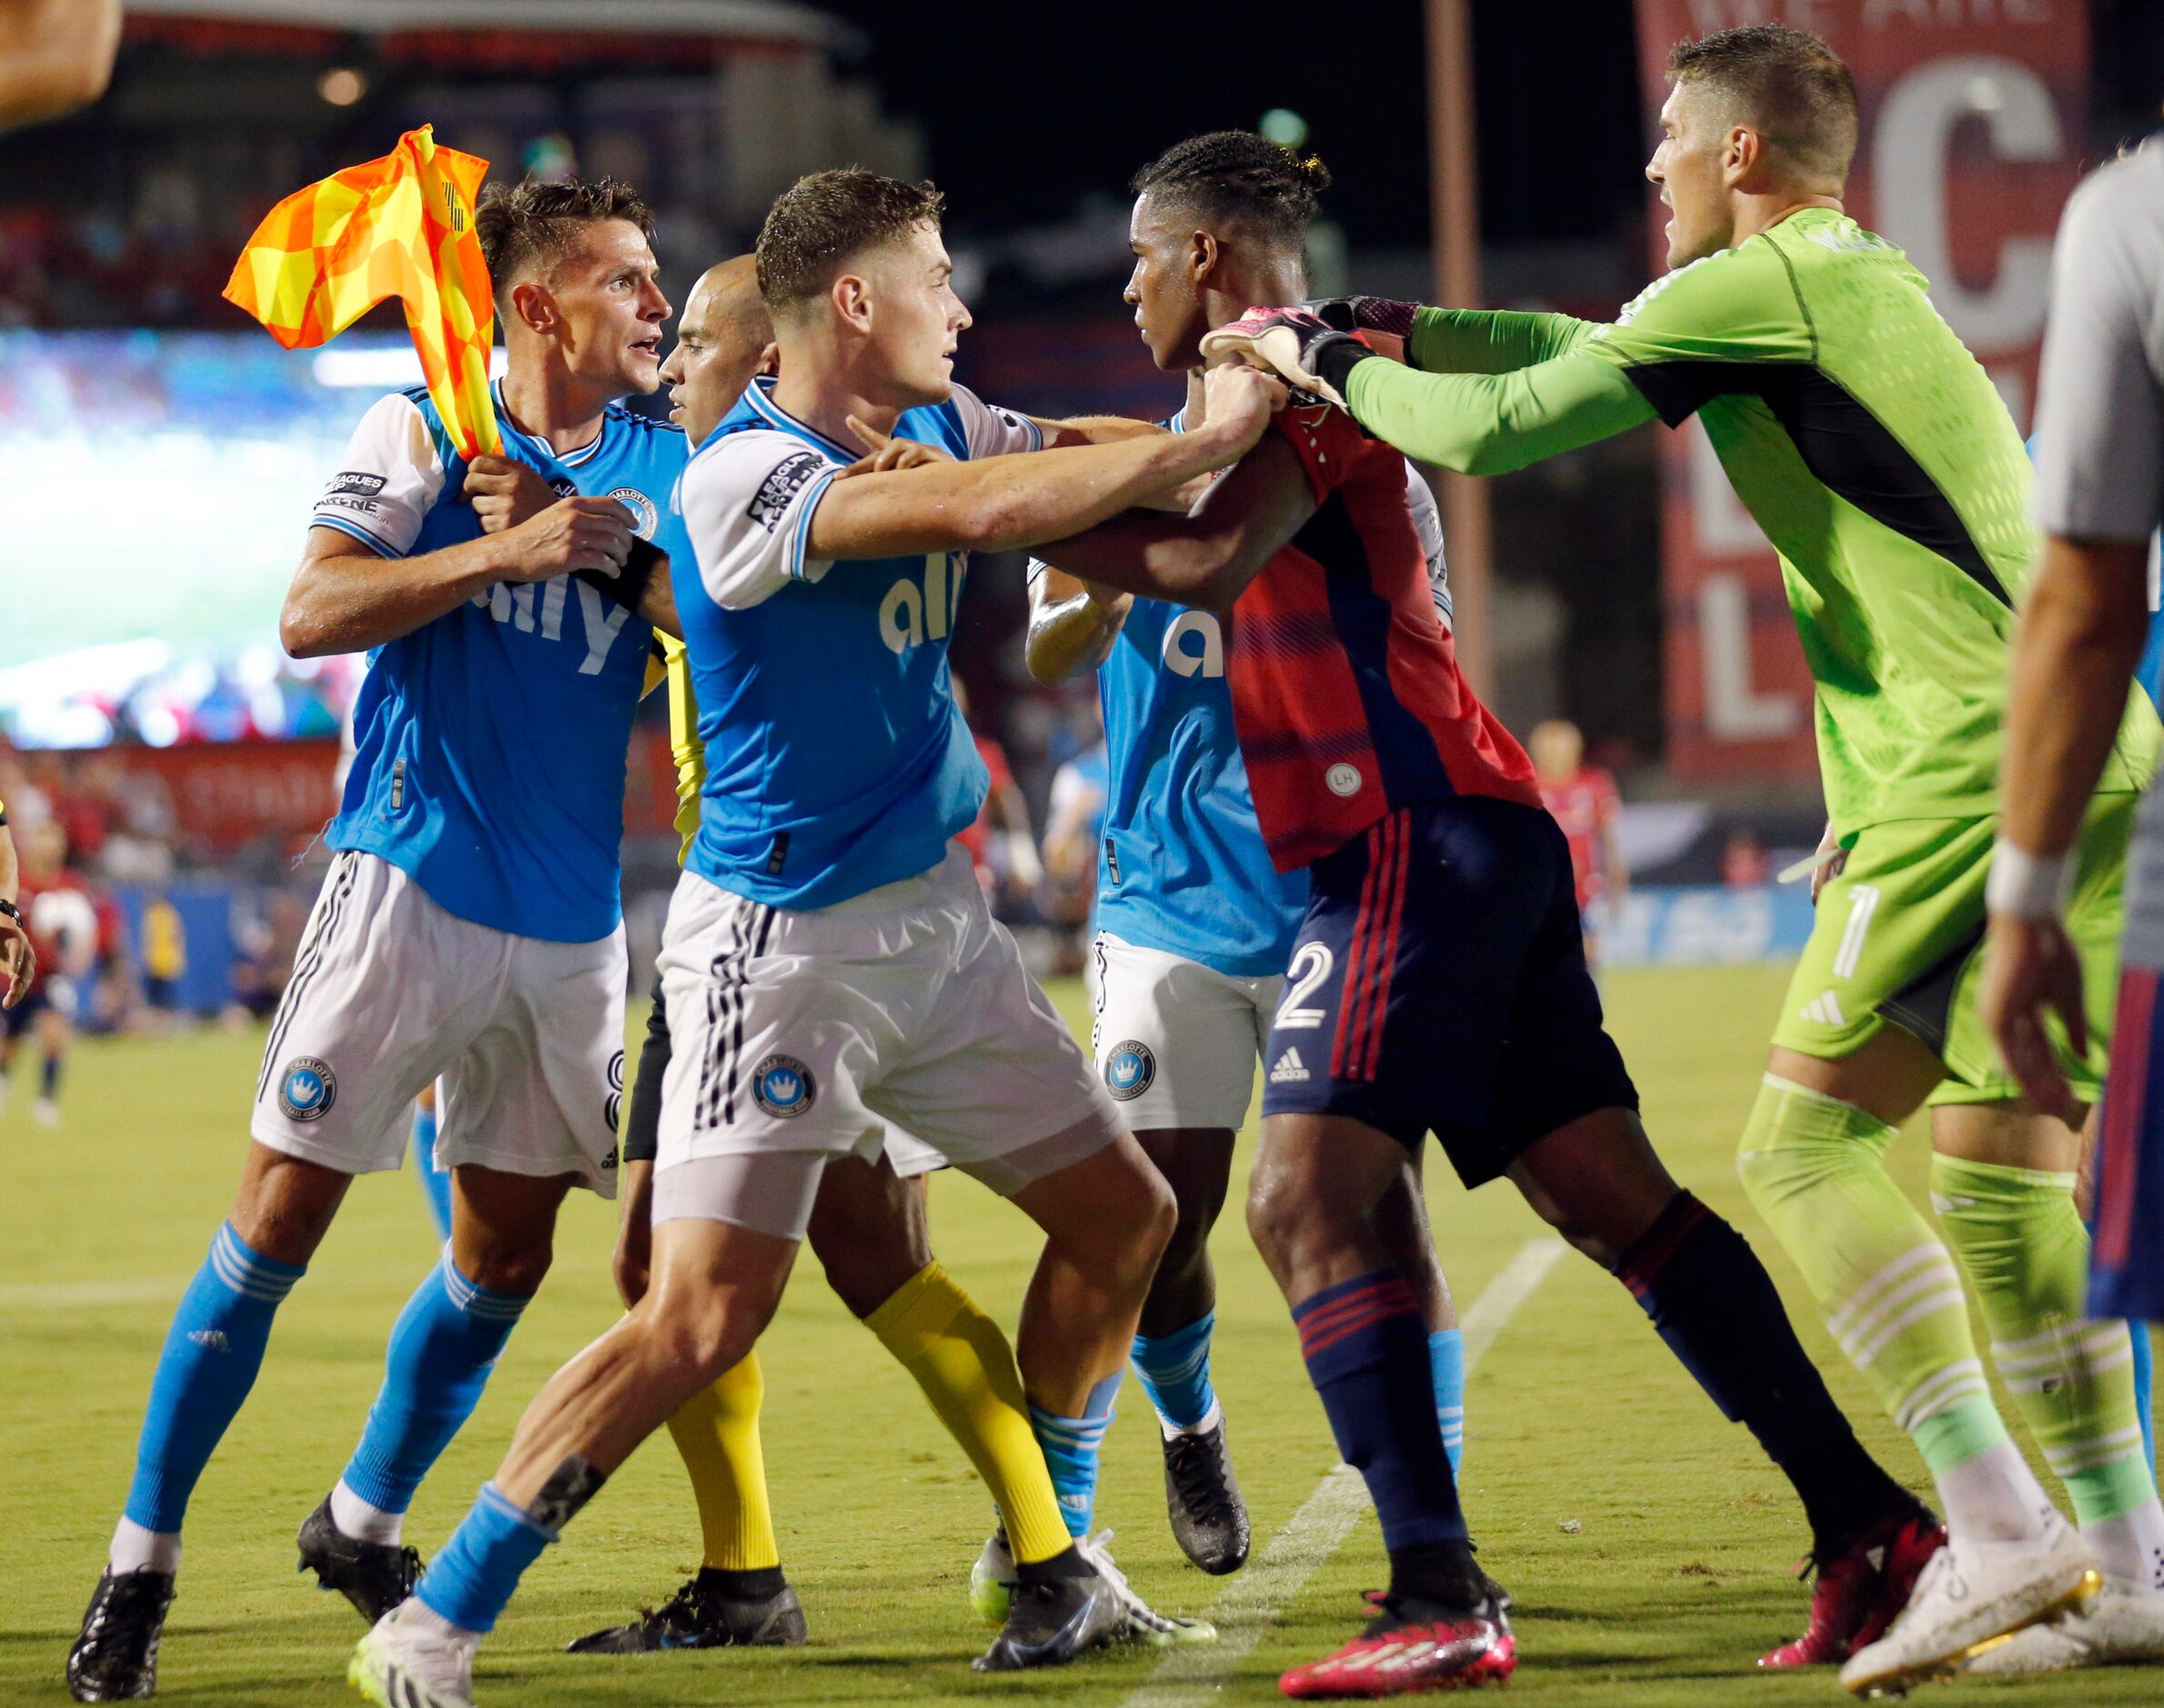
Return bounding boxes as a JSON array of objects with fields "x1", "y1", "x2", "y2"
[{"x1": 1229, "y1": 404, "x2": 1539, "y2": 871}]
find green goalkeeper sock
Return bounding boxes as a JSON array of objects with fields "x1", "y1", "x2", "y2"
[
  {"x1": 1931, "y1": 1153, "x2": 2154, "y2": 1525},
  {"x1": 1737, "y1": 1074, "x2": 2008, "y2": 1478}
]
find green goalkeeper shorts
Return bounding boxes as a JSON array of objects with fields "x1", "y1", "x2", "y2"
[{"x1": 1771, "y1": 791, "x2": 2138, "y2": 1108}]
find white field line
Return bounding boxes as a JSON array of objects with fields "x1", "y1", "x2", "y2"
[
  {"x1": 1122, "y1": 1234, "x2": 1569, "y2": 1707},
  {"x1": 0, "y1": 1276, "x2": 192, "y2": 1311}
]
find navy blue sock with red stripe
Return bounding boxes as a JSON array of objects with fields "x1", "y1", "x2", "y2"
[
  {"x1": 1293, "y1": 1271, "x2": 1467, "y2": 1555},
  {"x1": 1616, "y1": 1191, "x2": 1913, "y2": 1553}
]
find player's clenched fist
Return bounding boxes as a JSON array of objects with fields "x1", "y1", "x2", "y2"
[
  {"x1": 465, "y1": 453, "x2": 560, "y2": 535},
  {"x1": 1198, "y1": 360, "x2": 1288, "y2": 459},
  {"x1": 500, "y1": 494, "x2": 637, "y2": 581}
]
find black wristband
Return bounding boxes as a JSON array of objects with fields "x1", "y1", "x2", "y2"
[
  {"x1": 576, "y1": 537, "x2": 666, "y2": 615},
  {"x1": 0, "y1": 898, "x2": 20, "y2": 926},
  {"x1": 1313, "y1": 334, "x2": 1377, "y2": 404}
]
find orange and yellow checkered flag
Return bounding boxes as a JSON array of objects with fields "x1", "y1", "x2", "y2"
[{"x1": 224, "y1": 126, "x2": 500, "y2": 458}]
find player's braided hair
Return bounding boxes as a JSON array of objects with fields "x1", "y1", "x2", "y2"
[
  {"x1": 1666, "y1": 24, "x2": 1857, "y2": 183},
  {"x1": 1130, "y1": 131, "x2": 1331, "y2": 252},
  {"x1": 756, "y1": 169, "x2": 947, "y2": 314},
  {"x1": 477, "y1": 177, "x2": 655, "y2": 296}
]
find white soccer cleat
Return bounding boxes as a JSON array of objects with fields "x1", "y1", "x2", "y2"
[
  {"x1": 1839, "y1": 1510, "x2": 2102, "y2": 1696},
  {"x1": 1078, "y1": 1530, "x2": 1217, "y2": 1649},
  {"x1": 33, "y1": 1095, "x2": 59, "y2": 1128},
  {"x1": 348, "y1": 1603, "x2": 477, "y2": 1708},
  {"x1": 1959, "y1": 1581, "x2": 2164, "y2": 1676}
]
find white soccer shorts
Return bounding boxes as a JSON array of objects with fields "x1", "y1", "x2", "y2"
[
  {"x1": 1090, "y1": 931, "x2": 1283, "y2": 1132},
  {"x1": 250, "y1": 849, "x2": 627, "y2": 1195},
  {"x1": 653, "y1": 846, "x2": 1122, "y2": 1229}
]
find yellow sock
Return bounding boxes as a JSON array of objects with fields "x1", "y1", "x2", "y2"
[
  {"x1": 664, "y1": 1350, "x2": 780, "y2": 1572},
  {"x1": 867, "y1": 1261, "x2": 1072, "y2": 1567}
]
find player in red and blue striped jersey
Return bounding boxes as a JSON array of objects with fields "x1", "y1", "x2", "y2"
[{"x1": 1034, "y1": 130, "x2": 1935, "y2": 1696}]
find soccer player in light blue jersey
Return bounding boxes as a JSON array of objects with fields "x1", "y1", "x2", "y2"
[
  {"x1": 1022, "y1": 134, "x2": 1467, "y2": 1579},
  {"x1": 69, "y1": 178, "x2": 683, "y2": 1703},
  {"x1": 349, "y1": 170, "x2": 1286, "y2": 1707}
]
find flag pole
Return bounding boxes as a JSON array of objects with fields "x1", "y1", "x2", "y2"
[{"x1": 1424, "y1": 0, "x2": 1493, "y2": 693}]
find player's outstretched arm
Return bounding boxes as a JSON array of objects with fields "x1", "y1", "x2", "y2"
[
  {"x1": 801, "y1": 369, "x2": 1281, "y2": 563},
  {"x1": 1403, "y1": 306, "x2": 1600, "y2": 375},
  {"x1": 1343, "y1": 349, "x2": 1656, "y2": 477},
  {"x1": 1033, "y1": 431, "x2": 1317, "y2": 616},
  {"x1": 0, "y1": 0, "x2": 120, "y2": 132},
  {"x1": 1024, "y1": 564, "x2": 1131, "y2": 684},
  {"x1": 281, "y1": 497, "x2": 635, "y2": 658}
]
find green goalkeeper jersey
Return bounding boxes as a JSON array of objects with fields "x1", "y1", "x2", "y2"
[{"x1": 1343, "y1": 206, "x2": 2157, "y2": 829}]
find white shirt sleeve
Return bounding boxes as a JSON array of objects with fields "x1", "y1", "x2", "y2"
[
  {"x1": 2033, "y1": 145, "x2": 2164, "y2": 543},
  {"x1": 1403, "y1": 458, "x2": 1453, "y2": 626},
  {"x1": 676, "y1": 429, "x2": 843, "y2": 610},
  {"x1": 309, "y1": 393, "x2": 447, "y2": 558},
  {"x1": 950, "y1": 384, "x2": 1044, "y2": 459}
]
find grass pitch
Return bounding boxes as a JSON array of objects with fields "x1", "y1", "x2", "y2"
[{"x1": 1, "y1": 963, "x2": 2156, "y2": 1706}]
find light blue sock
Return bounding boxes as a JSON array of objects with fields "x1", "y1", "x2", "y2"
[
  {"x1": 1132, "y1": 1311, "x2": 1217, "y2": 1432},
  {"x1": 414, "y1": 1482, "x2": 553, "y2": 1633},
  {"x1": 341, "y1": 1251, "x2": 530, "y2": 1515},
  {"x1": 1429, "y1": 1328, "x2": 1465, "y2": 1475},
  {"x1": 124, "y1": 1222, "x2": 305, "y2": 1532},
  {"x1": 1030, "y1": 1371, "x2": 1122, "y2": 1539},
  {"x1": 2134, "y1": 1320, "x2": 2156, "y2": 1480},
  {"x1": 411, "y1": 1103, "x2": 451, "y2": 1242}
]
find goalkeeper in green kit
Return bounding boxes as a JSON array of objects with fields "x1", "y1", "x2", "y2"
[{"x1": 1213, "y1": 21, "x2": 2164, "y2": 1697}]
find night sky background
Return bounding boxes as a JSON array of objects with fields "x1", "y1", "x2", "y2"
[{"x1": 818, "y1": 0, "x2": 2164, "y2": 254}]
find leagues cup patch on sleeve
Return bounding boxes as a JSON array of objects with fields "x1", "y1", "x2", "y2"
[{"x1": 748, "y1": 452, "x2": 822, "y2": 534}]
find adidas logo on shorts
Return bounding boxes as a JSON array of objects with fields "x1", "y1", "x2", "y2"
[{"x1": 1269, "y1": 1048, "x2": 1310, "y2": 1084}]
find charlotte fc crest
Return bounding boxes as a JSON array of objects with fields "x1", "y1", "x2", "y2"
[{"x1": 753, "y1": 1054, "x2": 815, "y2": 1119}]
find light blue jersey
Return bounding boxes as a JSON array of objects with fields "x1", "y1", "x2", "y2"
[
  {"x1": 671, "y1": 377, "x2": 1043, "y2": 909},
  {"x1": 311, "y1": 380, "x2": 675, "y2": 941},
  {"x1": 1074, "y1": 417, "x2": 1448, "y2": 979}
]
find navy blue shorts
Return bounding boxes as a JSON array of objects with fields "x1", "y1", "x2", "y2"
[{"x1": 1260, "y1": 796, "x2": 1638, "y2": 1187}]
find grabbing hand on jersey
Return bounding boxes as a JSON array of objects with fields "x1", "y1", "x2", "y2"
[
  {"x1": 840, "y1": 415, "x2": 955, "y2": 476},
  {"x1": 1199, "y1": 359, "x2": 1289, "y2": 453},
  {"x1": 465, "y1": 454, "x2": 560, "y2": 536},
  {"x1": 495, "y1": 494, "x2": 638, "y2": 582}
]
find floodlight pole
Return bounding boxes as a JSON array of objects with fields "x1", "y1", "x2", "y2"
[{"x1": 1424, "y1": 0, "x2": 1493, "y2": 693}]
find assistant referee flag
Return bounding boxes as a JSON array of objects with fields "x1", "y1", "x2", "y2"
[{"x1": 223, "y1": 125, "x2": 500, "y2": 458}]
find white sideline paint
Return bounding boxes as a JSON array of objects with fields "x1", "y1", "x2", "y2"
[
  {"x1": 1122, "y1": 1235, "x2": 1570, "y2": 1708},
  {"x1": 0, "y1": 1277, "x2": 192, "y2": 1311}
]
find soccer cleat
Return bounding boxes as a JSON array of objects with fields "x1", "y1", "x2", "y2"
[
  {"x1": 348, "y1": 1608, "x2": 476, "y2": 1708},
  {"x1": 1079, "y1": 1531, "x2": 1217, "y2": 1647},
  {"x1": 1959, "y1": 1581, "x2": 2164, "y2": 1675},
  {"x1": 565, "y1": 1577, "x2": 808, "y2": 1653},
  {"x1": 298, "y1": 1496, "x2": 425, "y2": 1623},
  {"x1": 1162, "y1": 1413, "x2": 1251, "y2": 1575},
  {"x1": 67, "y1": 1568, "x2": 175, "y2": 1702},
  {"x1": 1759, "y1": 1506, "x2": 1946, "y2": 1666},
  {"x1": 971, "y1": 1563, "x2": 1126, "y2": 1672},
  {"x1": 34, "y1": 1094, "x2": 60, "y2": 1127},
  {"x1": 969, "y1": 1525, "x2": 1017, "y2": 1626},
  {"x1": 1838, "y1": 1509, "x2": 2102, "y2": 1696},
  {"x1": 1280, "y1": 1588, "x2": 1516, "y2": 1698}
]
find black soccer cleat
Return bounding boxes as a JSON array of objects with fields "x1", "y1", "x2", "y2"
[
  {"x1": 566, "y1": 1577, "x2": 809, "y2": 1653},
  {"x1": 67, "y1": 1568, "x2": 175, "y2": 1702},
  {"x1": 972, "y1": 1568, "x2": 1126, "y2": 1672},
  {"x1": 296, "y1": 1496, "x2": 423, "y2": 1623},
  {"x1": 1162, "y1": 1415, "x2": 1250, "y2": 1575}
]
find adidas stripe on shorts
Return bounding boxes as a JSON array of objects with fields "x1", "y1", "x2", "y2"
[{"x1": 250, "y1": 849, "x2": 628, "y2": 1194}]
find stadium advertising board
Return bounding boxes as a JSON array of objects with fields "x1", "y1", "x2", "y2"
[{"x1": 1632, "y1": 0, "x2": 2089, "y2": 786}]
